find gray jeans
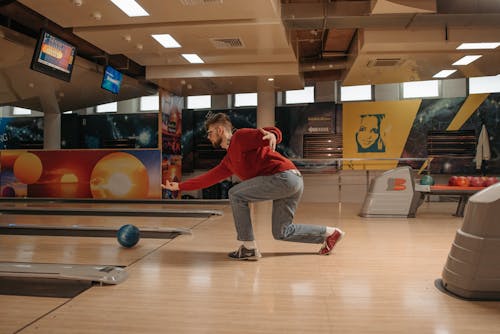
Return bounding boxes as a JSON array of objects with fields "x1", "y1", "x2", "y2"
[{"x1": 228, "y1": 170, "x2": 327, "y2": 244}]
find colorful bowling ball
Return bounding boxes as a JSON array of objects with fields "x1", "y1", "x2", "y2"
[
  {"x1": 484, "y1": 176, "x2": 499, "y2": 187},
  {"x1": 448, "y1": 176, "x2": 458, "y2": 186},
  {"x1": 454, "y1": 176, "x2": 469, "y2": 187},
  {"x1": 117, "y1": 224, "x2": 140, "y2": 248},
  {"x1": 469, "y1": 176, "x2": 484, "y2": 187},
  {"x1": 420, "y1": 175, "x2": 435, "y2": 185}
]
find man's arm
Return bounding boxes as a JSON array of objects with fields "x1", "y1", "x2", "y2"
[
  {"x1": 162, "y1": 161, "x2": 232, "y2": 192},
  {"x1": 234, "y1": 127, "x2": 282, "y2": 152}
]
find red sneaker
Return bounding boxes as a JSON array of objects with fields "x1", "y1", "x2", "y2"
[{"x1": 318, "y1": 228, "x2": 345, "y2": 255}]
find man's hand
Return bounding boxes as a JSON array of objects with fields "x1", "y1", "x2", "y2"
[
  {"x1": 259, "y1": 128, "x2": 276, "y2": 151},
  {"x1": 162, "y1": 180, "x2": 180, "y2": 191}
]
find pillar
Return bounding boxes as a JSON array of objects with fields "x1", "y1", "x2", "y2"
[
  {"x1": 256, "y1": 77, "x2": 276, "y2": 128},
  {"x1": 117, "y1": 98, "x2": 139, "y2": 114},
  {"x1": 254, "y1": 77, "x2": 277, "y2": 219},
  {"x1": 40, "y1": 91, "x2": 61, "y2": 149}
]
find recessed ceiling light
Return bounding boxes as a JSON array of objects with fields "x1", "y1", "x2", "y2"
[
  {"x1": 151, "y1": 34, "x2": 181, "y2": 48},
  {"x1": 91, "y1": 11, "x2": 102, "y2": 20},
  {"x1": 110, "y1": 0, "x2": 149, "y2": 17},
  {"x1": 457, "y1": 42, "x2": 500, "y2": 50},
  {"x1": 267, "y1": 77, "x2": 274, "y2": 81},
  {"x1": 452, "y1": 55, "x2": 482, "y2": 66},
  {"x1": 182, "y1": 54, "x2": 204, "y2": 64},
  {"x1": 433, "y1": 70, "x2": 457, "y2": 78}
]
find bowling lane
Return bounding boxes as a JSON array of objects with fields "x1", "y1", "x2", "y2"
[
  {"x1": 0, "y1": 295, "x2": 68, "y2": 334},
  {"x1": 0, "y1": 212, "x2": 205, "y2": 230},
  {"x1": 0, "y1": 199, "x2": 228, "y2": 211},
  {"x1": 0, "y1": 214, "x2": 206, "y2": 265},
  {"x1": 0, "y1": 200, "x2": 228, "y2": 218},
  {"x1": 0, "y1": 209, "x2": 212, "y2": 334}
]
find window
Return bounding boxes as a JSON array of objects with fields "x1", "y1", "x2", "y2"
[
  {"x1": 13, "y1": 107, "x2": 31, "y2": 115},
  {"x1": 469, "y1": 75, "x2": 500, "y2": 94},
  {"x1": 187, "y1": 95, "x2": 211, "y2": 109},
  {"x1": 403, "y1": 80, "x2": 439, "y2": 99},
  {"x1": 285, "y1": 86, "x2": 314, "y2": 104},
  {"x1": 234, "y1": 93, "x2": 257, "y2": 107},
  {"x1": 96, "y1": 102, "x2": 117, "y2": 113},
  {"x1": 140, "y1": 95, "x2": 159, "y2": 111},
  {"x1": 341, "y1": 85, "x2": 372, "y2": 102}
]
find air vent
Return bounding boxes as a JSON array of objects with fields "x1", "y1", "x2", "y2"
[
  {"x1": 210, "y1": 37, "x2": 245, "y2": 49},
  {"x1": 179, "y1": 0, "x2": 223, "y2": 5},
  {"x1": 368, "y1": 58, "x2": 402, "y2": 67}
]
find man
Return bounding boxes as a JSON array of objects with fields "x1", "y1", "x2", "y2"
[{"x1": 162, "y1": 113, "x2": 344, "y2": 260}]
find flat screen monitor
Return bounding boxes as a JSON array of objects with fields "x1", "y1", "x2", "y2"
[
  {"x1": 101, "y1": 65, "x2": 123, "y2": 94},
  {"x1": 30, "y1": 29, "x2": 77, "y2": 82}
]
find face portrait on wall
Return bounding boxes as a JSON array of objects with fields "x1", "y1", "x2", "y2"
[{"x1": 356, "y1": 114, "x2": 386, "y2": 153}]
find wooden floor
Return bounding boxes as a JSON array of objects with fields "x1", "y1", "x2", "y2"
[{"x1": 1, "y1": 201, "x2": 499, "y2": 334}]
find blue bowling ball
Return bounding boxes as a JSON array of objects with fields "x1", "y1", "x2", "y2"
[
  {"x1": 117, "y1": 224, "x2": 140, "y2": 248},
  {"x1": 420, "y1": 174, "x2": 435, "y2": 185}
]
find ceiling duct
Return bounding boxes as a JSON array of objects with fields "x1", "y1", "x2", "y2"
[
  {"x1": 179, "y1": 0, "x2": 223, "y2": 6},
  {"x1": 210, "y1": 37, "x2": 245, "y2": 49},
  {"x1": 367, "y1": 58, "x2": 403, "y2": 67}
]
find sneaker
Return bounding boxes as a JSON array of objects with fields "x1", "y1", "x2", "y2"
[
  {"x1": 228, "y1": 245, "x2": 262, "y2": 261},
  {"x1": 318, "y1": 228, "x2": 345, "y2": 255}
]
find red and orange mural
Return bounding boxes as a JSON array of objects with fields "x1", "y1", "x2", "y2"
[{"x1": 0, "y1": 149, "x2": 161, "y2": 199}]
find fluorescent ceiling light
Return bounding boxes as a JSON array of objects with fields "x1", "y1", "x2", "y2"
[
  {"x1": 110, "y1": 0, "x2": 149, "y2": 17},
  {"x1": 452, "y1": 55, "x2": 482, "y2": 66},
  {"x1": 182, "y1": 54, "x2": 204, "y2": 64},
  {"x1": 151, "y1": 34, "x2": 181, "y2": 48},
  {"x1": 433, "y1": 70, "x2": 457, "y2": 78},
  {"x1": 457, "y1": 42, "x2": 500, "y2": 50}
]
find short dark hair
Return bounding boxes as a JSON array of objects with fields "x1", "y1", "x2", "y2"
[{"x1": 205, "y1": 112, "x2": 232, "y2": 131}]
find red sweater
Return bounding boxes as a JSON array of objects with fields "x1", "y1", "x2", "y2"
[{"x1": 179, "y1": 127, "x2": 297, "y2": 191}]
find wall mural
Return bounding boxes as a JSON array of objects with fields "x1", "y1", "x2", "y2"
[
  {"x1": 77, "y1": 113, "x2": 158, "y2": 149},
  {"x1": 276, "y1": 93, "x2": 500, "y2": 174},
  {"x1": 343, "y1": 99, "x2": 421, "y2": 170},
  {"x1": 0, "y1": 117, "x2": 44, "y2": 149},
  {"x1": 402, "y1": 93, "x2": 499, "y2": 174},
  {"x1": 160, "y1": 93, "x2": 183, "y2": 199},
  {"x1": 0, "y1": 149, "x2": 161, "y2": 199},
  {"x1": 355, "y1": 114, "x2": 386, "y2": 153}
]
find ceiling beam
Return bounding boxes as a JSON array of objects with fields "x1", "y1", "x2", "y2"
[{"x1": 146, "y1": 62, "x2": 299, "y2": 80}]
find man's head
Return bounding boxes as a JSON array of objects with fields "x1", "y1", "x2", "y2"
[{"x1": 205, "y1": 113, "x2": 233, "y2": 149}]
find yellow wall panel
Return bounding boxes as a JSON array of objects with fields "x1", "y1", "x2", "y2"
[{"x1": 342, "y1": 99, "x2": 422, "y2": 170}]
